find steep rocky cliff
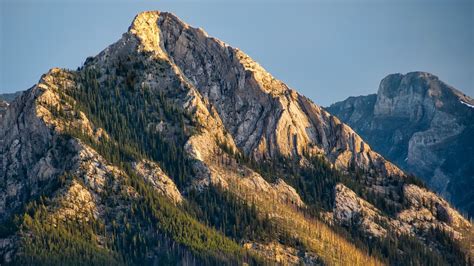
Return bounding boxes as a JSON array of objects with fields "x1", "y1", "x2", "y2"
[
  {"x1": 328, "y1": 72, "x2": 474, "y2": 218},
  {"x1": 1, "y1": 11, "x2": 472, "y2": 265}
]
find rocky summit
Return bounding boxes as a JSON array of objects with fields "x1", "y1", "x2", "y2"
[
  {"x1": 1, "y1": 11, "x2": 472, "y2": 265},
  {"x1": 327, "y1": 72, "x2": 474, "y2": 218}
]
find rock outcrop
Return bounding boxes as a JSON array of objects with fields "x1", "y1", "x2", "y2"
[
  {"x1": 244, "y1": 242, "x2": 322, "y2": 265},
  {"x1": 132, "y1": 160, "x2": 183, "y2": 204},
  {"x1": 332, "y1": 183, "x2": 471, "y2": 246}
]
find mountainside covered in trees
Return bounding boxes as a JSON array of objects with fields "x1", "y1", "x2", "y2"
[
  {"x1": 327, "y1": 72, "x2": 474, "y2": 218},
  {"x1": 1, "y1": 11, "x2": 472, "y2": 265}
]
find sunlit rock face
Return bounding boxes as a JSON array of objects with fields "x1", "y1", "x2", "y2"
[
  {"x1": 145, "y1": 12, "x2": 405, "y2": 179},
  {"x1": 332, "y1": 183, "x2": 471, "y2": 241},
  {"x1": 132, "y1": 160, "x2": 183, "y2": 204},
  {"x1": 328, "y1": 71, "x2": 474, "y2": 217}
]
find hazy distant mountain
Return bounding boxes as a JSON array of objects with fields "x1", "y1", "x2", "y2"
[
  {"x1": 0, "y1": 100, "x2": 8, "y2": 119},
  {"x1": 0, "y1": 92, "x2": 23, "y2": 118},
  {"x1": 0, "y1": 91, "x2": 23, "y2": 103},
  {"x1": 328, "y1": 72, "x2": 474, "y2": 217},
  {"x1": 1, "y1": 12, "x2": 471, "y2": 265}
]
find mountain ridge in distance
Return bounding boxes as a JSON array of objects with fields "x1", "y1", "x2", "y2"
[
  {"x1": 1, "y1": 11, "x2": 472, "y2": 265},
  {"x1": 0, "y1": 91, "x2": 23, "y2": 118},
  {"x1": 327, "y1": 71, "x2": 474, "y2": 218},
  {"x1": 0, "y1": 91, "x2": 24, "y2": 103}
]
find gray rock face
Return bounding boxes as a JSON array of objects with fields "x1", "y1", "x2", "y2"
[
  {"x1": 327, "y1": 72, "x2": 474, "y2": 217},
  {"x1": 0, "y1": 87, "x2": 70, "y2": 218}
]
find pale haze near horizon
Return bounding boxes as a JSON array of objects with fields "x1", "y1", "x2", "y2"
[{"x1": 1, "y1": 0, "x2": 473, "y2": 106}]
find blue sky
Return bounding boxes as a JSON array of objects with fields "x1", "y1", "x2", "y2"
[{"x1": 1, "y1": 0, "x2": 473, "y2": 106}]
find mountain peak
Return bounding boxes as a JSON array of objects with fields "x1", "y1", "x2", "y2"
[
  {"x1": 378, "y1": 71, "x2": 439, "y2": 98},
  {"x1": 130, "y1": 11, "x2": 185, "y2": 31},
  {"x1": 128, "y1": 11, "x2": 212, "y2": 62},
  {"x1": 375, "y1": 71, "x2": 474, "y2": 118},
  {"x1": 378, "y1": 71, "x2": 474, "y2": 103},
  {"x1": 128, "y1": 11, "x2": 162, "y2": 55}
]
